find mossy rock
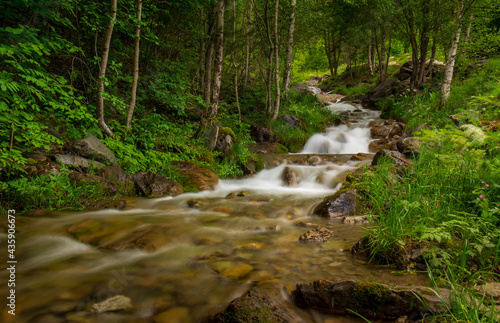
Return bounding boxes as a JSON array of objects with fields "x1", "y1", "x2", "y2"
[
  {"x1": 275, "y1": 143, "x2": 289, "y2": 154},
  {"x1": 348, "y1": 282, "x2": 391, "y2": 313},
  {"x1": 220, "y1": 126, "x2": 236, "y2": 139}
]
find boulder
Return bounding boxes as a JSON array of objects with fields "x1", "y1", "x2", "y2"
[
  {"x1": 250, "y1": 125, "x2": 279, "y2": 143},
  {"x1": 208, "y1": 285, "x2": 308, "y2": 323},
  {"x1": 131, "y1": 171, "x2": 184, "y2": 197},
  {"x1": 313, "y1": 189, "x2": 357, "y2": 218},
  {"x1": 396, "y1": 137, "x2": 420, "y2": 156},
  {"x1": 282, "y1": 166, "x2": 298, "y2": 186},
  {"x1": 171, "y1": 161, "x2": 218, "y2": 191},
  {"x1": 362, "y1": 79, "x2": 401, "y2": 109},
  {"x1": 91, "y1": 295, "x2": 132, "y2": 313},
  {"x1": 215, "y1": 128, "x2": 234, "y2": 158},
  {"x1": 372, "y1": 150, "x2": 413, "y2": 167},
  {"x1": 55, "y1": 154, "x2": 105, "y2": 169},
  {"x1": 68, "y1": 134, "x2": 118, "y2": 166},
  {"x1": 299, "y1": 226, "x2": 334, "y2": 242},
  {"x1": 293, "y1": 279, "x2": 450, "y2": 320},
  {"x1": 370, "y1": 120, "x2": 406, "y2": 139},
  {"x1": 279, "y1": 115, "x2": 302, "y2": 128}
]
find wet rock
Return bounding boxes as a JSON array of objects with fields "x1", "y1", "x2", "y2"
[
  {"x1": 279, "y1": 114, "x2": 302, "y2": 128},
  {"x1": 154, "y1": 307, "x2": 191, "y2": 323},
  {"x1": 208, "y1": 285, "x2": 307, "y2": 322},
  {"x1": 369, "y1": 138, "x2": 397, "y2": 153},
  {"x1": 293, "y1": 279, "x2": 450, "y2": 320},
  {"x1": 349, "y1": 153, "x2": 373, "y2": 161},
  {"x1": 91, "y1": 295, "x2": 132, "y2": 313},
  {"x1": 372, "y1": 150, "x2": 413, "y2": 167},
  {"x1": 334, "y1": 118, "x2": 351, "y2": 127},
  {"x1": 226, "y1": 191, "x2": 248, "y2": 199},
  {"x1": 171, "y1": 161, "x2": 218, "y2": 191},
  {"x1": 211, "y1": 206, "x2": 234, "y2": 214},
  {"x1": 131, "y1": 171, "x2": 183, "y2": 197},
  {"x1": 313, "y1": 189, "x2": 357, "y2": 218},
  {"x1": 299, "y1": 226, "x2": 334, "y2": 242},
  {"x1": 55, "y1": 154, "x2": 105, "y2": 170},
  {"x1": 282, "y1": 166, "x2": 298, "y2": 186},
  {"x1": 68, "y1": 134, "x2": 118, "y2": 166},
  {"x1": 250, "y1": 125, "x2": 279, "y2": 143},
  {"x1": 187, "y1": 199, "x2": 201, "y2": 208},
  {"x1": 306, "y1": 155, "x2": 323, "y2": 165},
  {"x1": 396, "y1": 137, "x2": 420, "y2": 156}
]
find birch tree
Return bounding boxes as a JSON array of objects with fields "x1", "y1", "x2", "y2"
[
  {"x1": 97, "y1": 0, "x2": 117, "y2": 138},
  {"x1": 126, "y1": 0, "x2": 142, "y2": 129}
]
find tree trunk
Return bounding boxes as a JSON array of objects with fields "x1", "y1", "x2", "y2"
[
  {"x1": 203, "y1": 7, "x2": 216, "y2": 105},
  {"x1": 272, "y1": 0, "x2": 280, "y2": 120},
  {"x1": 126, "y1": 0, "x2": 142, "y2": 129},
  {"x1": 441, "y1": 0, "x2": 464, "y2": 106},
  {"x1": 384, "y1": 28, "x2": 393, "y2": 82},
  {"x1": 244, "y1": 1, "x2": 252, "y2": 85},
  {"x1": 232, "y1": 0, "x2": 241, "y2": 123},
  {"x1": 282, "y1": 0, "x2": 296, "y2": 98},
  {"x1": 97, "y1": 0, "x2": 117, "y2": 138},
  {"x1": 203, "y1": 0, "x2": 225, "y2": 149}
]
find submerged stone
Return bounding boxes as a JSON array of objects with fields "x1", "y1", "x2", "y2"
[{"x1": 91, "y1": 295, "x2": 132, "y2": 313}]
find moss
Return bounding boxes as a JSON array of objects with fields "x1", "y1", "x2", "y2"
[
  {"x1": 219, "y1": 306, "x2": 273, "y2": 323},
  {"x1": 348, "y1": 282, "x2": 391, "y2": 314},
  {"x1": 221, "y1": 126, "x2": 236, "y2": 139},
  {"x1": 274, "y1": 143, "x2": 289, "y2": 154}
]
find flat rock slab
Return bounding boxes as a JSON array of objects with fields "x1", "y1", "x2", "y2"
[
  {"x1": 69, "y1": 134, "x2": 118, "y2": 166},
  {"x1": 293, "y1": 279, "x2": 450, "y2": 320}
]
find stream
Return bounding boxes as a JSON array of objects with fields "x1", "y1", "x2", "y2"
[{"x1": 0, "y1": 85, "x2": 430, "y2": 322}]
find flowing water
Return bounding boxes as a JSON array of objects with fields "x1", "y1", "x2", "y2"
[{"x1": 0, "y1": 91, "x2": 429, "y2": 322}]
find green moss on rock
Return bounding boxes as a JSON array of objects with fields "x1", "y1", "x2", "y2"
[{"x1": 348, "y1": 282, "x2": 391, "y2": 313}]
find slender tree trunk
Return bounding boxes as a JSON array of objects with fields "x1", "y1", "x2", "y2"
[
  {"x1": 283, "y1": 0, "x2": 296, "y2": 98},
  {"x1": 272, "y1": 0, "x2": 280, "y2": 120},
  {"x1": 441, "y1": 0, "x2": 464, "y2": 106},
  {"x1": 198, "y1": 8, "x2": 206, "y2": 91},
  {"x1": 232, "y1": 0, "x2": 241, "y2": 123},
  {"x1": 384, "y1": 28, "x2": 393, "y2": 82},
  {"x1": 204, "y1": 8, "x2": 216, "y2": 105},
  {"x1": 203, "y1": 0, "x2": 226, "y2": 148},
  {"x1": 126, "y1": 0, "x2": 142, "y2": 129},
  {"x1": 244, "y1": 1, "x2": 252, "y2": 85},
  {"x1": 324, "y1": 30, "x2": 334, "y2": 76},
  {"x1": 97, "y1": 0, "x2": 117, "y2": 138},
  {"x1": 368, "y1": 37, "x2": 374, "y2": 76}
]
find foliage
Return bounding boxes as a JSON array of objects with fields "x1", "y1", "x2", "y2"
[
  {"x1": 1, "y1": 168, "x2": 112, "y2": 211},
  {"x1": 358, "y1": 122, "x2": 500, "y2": 277},
  {"x1": 0, "y1": 24, "x2": 94, "y2": 172}
]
